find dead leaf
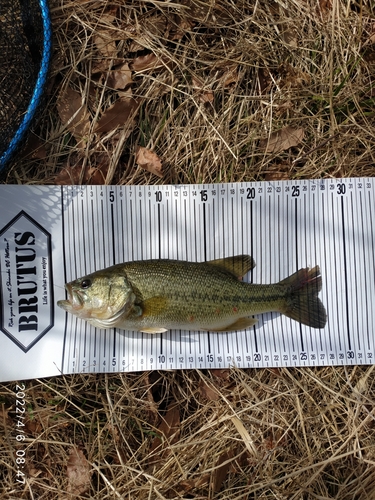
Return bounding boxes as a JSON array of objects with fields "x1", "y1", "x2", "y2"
[
  {"x1": 199, "y1": 379, "x2": 220, "y2": 401},
  {"x1": 142, "y1": 14, "x2": 167, "y2": 38},
  {"x1": 264, "y1": 162, "x2": 290, "y2": 181},
  {"x1": 22, "y1": 133, "x2": 47, "y2": 160},
  {"x1": 279, "y1": 64, "x2": 310, "y2": 89},
  {"x1": 220, "y1": 65, "x2": 239, "y2": 88},
  {"x1": 143, "y1": 373, "x2": 159, "y2": 425},
  {"x1": 66, "y1": 446, "x2": 91, "y2": 495},
  {"x1": 265, "y1": 171, "x2": 290, "y2": 181},
  {"x1": 1, "y1": 404, "x2": 12, "y2": 429},
  {"x1": 94, "y1": 96, "x2": 139, "y2": 134},
  {"x1": 93, "y1": 19, "x2": 117, "y2": 59},
  {"x1": 192, "y1": 76, "x2": 214, "y2": 104},
  {"x1": 179, "y1": 0, "x2": 232, "y2": 25},
  {"x1": 177, "y1": 474, "x2": 210, "y2": 494},
  {"x1": 128, "y1": 40, "x2": 148, "y2": 52},
  {"x1": 135, "y1": 146, "x2": 163, "y2": 178},
  {"x1": 258, "y1": 67, "x2": 272, "y2": 94},
  {"x1": 318, "y1": 0, "x2": 332, "y2": 19},
  {"x1": 130, "y1": 53, "x2": 164, "y2": 72},
  {"x1": 157, "y1": 403, "x2": 180, "y2": 444},
  {"x1": 263, "y1": 429, "x2": 288, "y2": 451},
  {"x1": 126, "y1": 15, "x2": 167, "y2": 51},
  {"x1": 104, "y1": 63, "x2": 133, "y2": 89},
  {"x1": 210, "y1": 369, "x2": 230, "y2": 380},
  {"x1": 24, "y1": 418, "x2": 42, "y2": 435},
  {"x1": 370, "y1": 22, "x2": 375, "y2": 44},
  {"x1": 149, "y1": 401, "x2": 180, "y2": 461},
  {"x1": 212, "y1": 450, "x2": 234, "y2": 492},
  {"x1": 259, "y1": 126, "x2": 304, "y2": 153},
  {"x1": 168, "y1": 15, "x2": 193, "y2": 41},
  {"x1": 53, "y1": 158, "x2": 108, "y2": 185},
  {"x1": 57, "y1": 86, "x2": 90, "y2": 146},
  {"x1": 92, "y1": 11, "x2": 120, "y2": 66},
  {"x1": 282, "y1": 28, "x2": 298, "y2": 47},
  {"x1": 274, "y1": 100, "x2": 294, "y2": 116},
  {"x1": 92, "y1": 57, "x2": 125, "y2": 75},
  {"x1": 94, "y1": 34, "x2": 117, "y2": 59}
]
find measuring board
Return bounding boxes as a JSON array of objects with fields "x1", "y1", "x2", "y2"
[{"x1": 0, "y1": 178, "x2": 374, "y2": 381}]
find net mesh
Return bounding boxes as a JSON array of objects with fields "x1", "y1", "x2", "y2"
[{"x1": 0, "y1": 0, "x2": 51, "y2": 171}]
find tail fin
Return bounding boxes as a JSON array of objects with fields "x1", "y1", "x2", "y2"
[{"x1": 279, "y1": 266, "x2": 327, "y2": 329}]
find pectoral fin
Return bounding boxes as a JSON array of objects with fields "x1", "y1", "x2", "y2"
[
  {"x1": 142, "y1": 296, "x2": 168, "y2": 316},
  {"x1": 137, "y1": 297, "x2": 169, "y2": 333},
  {"x1": 210, "y1": 317, "x2": 258, "y2": 332},
  {"x1": 208, "y1": 255, "x2": 255, "y2": 279}
]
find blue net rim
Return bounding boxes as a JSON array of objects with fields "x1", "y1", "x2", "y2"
[{"x1": 0, "y1": 0, "x2": 52, "y2": 172}]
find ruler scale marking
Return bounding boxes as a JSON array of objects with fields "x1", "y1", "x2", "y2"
[
  {"x1": 253, "y1": 194, "x2": 261, "y2": 357},
  {"x1": 70, "y1": 190, "x2": 79, "y2": 371},
  {"x1": 268, "y1": 194, "x2": 275, "y2": 354},
  {"x1": 294, "y1": 196, "x2": 305, "y2": 354},
  {"x1": 359, "y1": 189, "x2": 367, "y2": 357},
  {"x1": 340, "y1": 195, "x2": 352, "y2": 351},
  {"x1": 359, "y1": 186, "x2": 369, "y2": 358},
  {"x1": 277, "y1": 193, "x2": 286, "y2": 355},
  {"x1": 81, "y1": 198, "x2": 87, "y2": 277},
  {"x1": 320, "y1": 189, "x2": 329, "y2": 356},
  {"x1": 110, "y1": 197, "x2": 116, "y2": 265},
  {"x1": 367, "y1": 189, "x2": 375, "y2": 352},
  {"x1": 322, "y1": 190, "x2": 332, "y2": 354},
  {"x1": 60, "y1": 187, "x2": 69, "y2": 374},
  {"x1": 330, "y1": 194, "x2": 340, "y2": 353},
  {"x1": 109, "y1": 196, "x2": 117, "y2": 361},
  {"x1": 348, "y1": 189, "x2": 358, "y2": 356},
  {"x1": 356, "y1": 185, "x2": 363, "y2": 356},
  {"x1": 100, "y1": 197, "x2": 106, "y2": 268}
]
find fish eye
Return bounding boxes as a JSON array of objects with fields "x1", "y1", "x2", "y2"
[{"x1": 80, "y1": 279, "x2": 92, "y2": 289}]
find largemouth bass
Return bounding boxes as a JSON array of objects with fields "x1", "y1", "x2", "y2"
[{"x1": 57, "y1": 256, "x2": 327, "y2": 332}]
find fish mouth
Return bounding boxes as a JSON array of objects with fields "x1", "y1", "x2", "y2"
[{"x1": 57, "y1": 284, "x2": 84, "y2": 312}]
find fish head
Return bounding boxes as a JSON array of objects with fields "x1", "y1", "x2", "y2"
[{"x1": 57, "y1": 270, "x2": 136, "y2": 325}]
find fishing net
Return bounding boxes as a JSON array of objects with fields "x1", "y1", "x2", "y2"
[{"x1": 0, "y1": 0, "x2": 52, "y2": 173}]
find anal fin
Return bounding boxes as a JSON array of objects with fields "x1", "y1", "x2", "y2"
[{"x1": 210, "y1": 317, "x2": 257, "y2": 332}]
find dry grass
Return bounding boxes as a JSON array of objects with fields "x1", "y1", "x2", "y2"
[
  {"x1": 1, "y1": 367, "x2": 375, "y2": 498},
  {"x1": 2, "y1": 0, "x2": 375, "y2": 498},
  {"x1": 5, "y1": 0, "x2": 375, "y2": 184}
]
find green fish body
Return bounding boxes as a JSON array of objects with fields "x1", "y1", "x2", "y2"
[{"x1": 57, "y1": 256, "x2": 327, "y2": 333}]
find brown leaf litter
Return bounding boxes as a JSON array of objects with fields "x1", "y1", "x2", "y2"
[
  {"x1": 66, "y1": 446, "x2": 91, "y2": 496},
  {"x1": 53, "y1": 158, "x2": 108, "y2": 185},
  {"x1": 259, "y1": 126, "x2": 305, "y2": 153},
  {"x1": 149, "y1": 400, "x2": 181, "y2": 464},
  {"x1": 94, "y1": 94, "x2": 140, "y2": 134},
  {"x1": 135, "y1": 146, "x2": 163, "y2": 178},
  {"x1": 57, "y1": 86, "x2": 91, "y2": 147}
]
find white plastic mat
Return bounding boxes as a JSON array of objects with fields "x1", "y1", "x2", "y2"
[{"x1": 0, "y1": 179, "x2": 374, "y2": 382}]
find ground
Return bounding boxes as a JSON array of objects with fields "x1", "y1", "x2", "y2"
[{"x1": 1, "y1": 0, "x2": 375, "y2": 498}]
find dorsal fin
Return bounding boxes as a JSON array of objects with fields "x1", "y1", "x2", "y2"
[{"x1": 207, "y1": 255, "x2": 255, "y2": 279}]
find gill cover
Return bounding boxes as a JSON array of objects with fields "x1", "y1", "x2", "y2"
[{"x1": 58, "y1": 271, "x2": 138, "y2": 328}]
